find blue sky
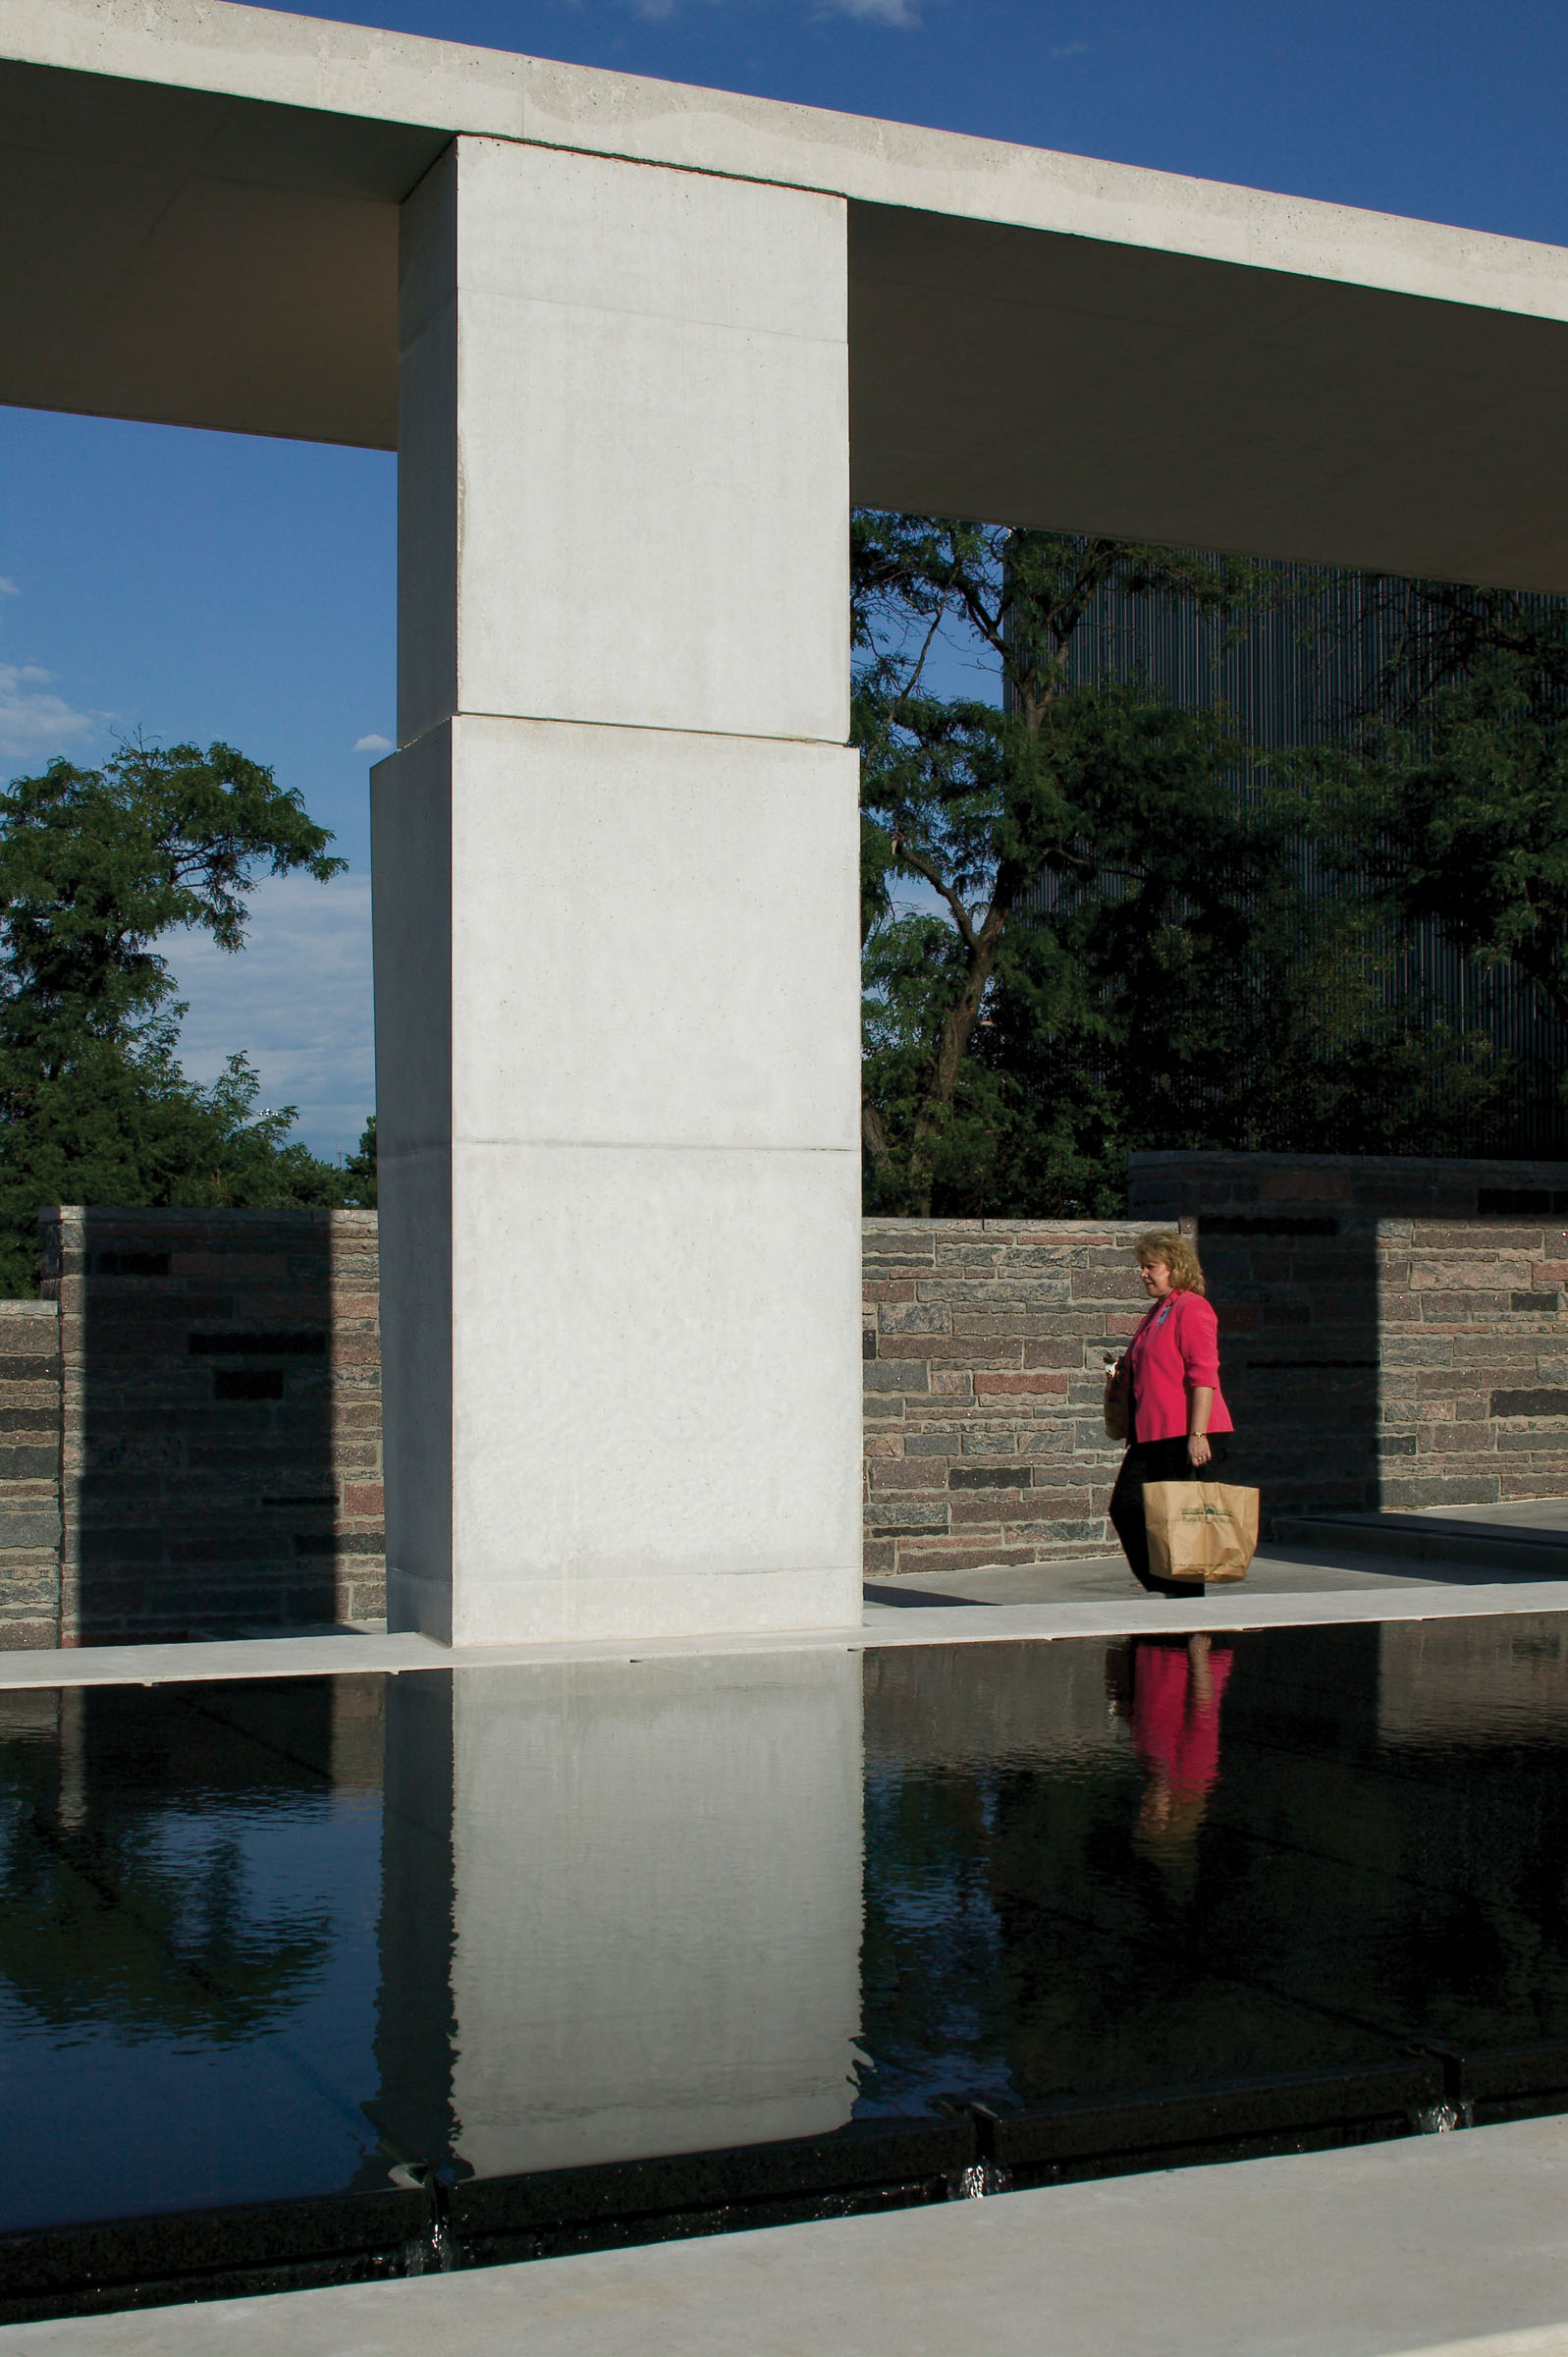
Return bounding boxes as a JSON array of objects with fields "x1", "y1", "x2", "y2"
[{"x1": 3, "y1": 0, "x2": 1567, "y2": 1153}]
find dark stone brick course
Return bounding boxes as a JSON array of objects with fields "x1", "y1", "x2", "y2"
[
  {"x1": 1491, "y1": 1389, "x2": 1568, "y2": 1418},
  {"x1": 27, "y1": 1208, "x2": 382, "y2": 1646}
]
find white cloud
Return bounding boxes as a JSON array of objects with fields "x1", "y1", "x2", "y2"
[
  {"x1": 353, "y1": 732, "x2": 393, "y2": 755},
  {"x1": 0, "y1": 577, "x2": 19, "y2": 597},
  {"x1": 165, "y1": 868, "x2": 374, "y2": 1158},
  {"x1": 817, "y1": 0, "x2": 921, "y2": 18},
  {"x1": 1049, "y1": 39, "x2": 1089, "y2": 57},
  {"x1": 0, "y1": 663, "x2": 100, "y2": 765}
]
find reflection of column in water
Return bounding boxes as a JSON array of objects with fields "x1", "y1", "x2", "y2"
[
  {"x1": 57, "y1": 1684, "x2": 86, "y2": 1832},
  {"x1": 361, "y1": 1671, "x2": 459, "y2": 2181},
  {"x1": 1378, "y1": 1614, "x2": 1568, "y2": 1746},
  {"x1": 447, "y1": 1652, "x2": 863, "y2": 2179}
]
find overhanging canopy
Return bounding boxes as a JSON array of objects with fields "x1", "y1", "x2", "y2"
[{"x1": 5, "y1": 0, "x2": 1568, "y2": 586}]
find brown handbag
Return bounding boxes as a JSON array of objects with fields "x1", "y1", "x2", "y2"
[{"x1": 1103, "y1": 1354, "x2": 1129, "y2": 1441}]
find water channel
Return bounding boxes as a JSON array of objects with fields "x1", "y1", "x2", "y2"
[{"x1": 3, "y1": 1618, "x2": 1567, "y2": 2299}]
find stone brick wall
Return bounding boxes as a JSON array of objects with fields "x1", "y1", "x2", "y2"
[
  {"x1": 0, "y1": 1301, "x2": 61, "y2": 1648},
  {"x1": 3, "y1": 1165, "x2": 1568, "y2": 1645},
  {"x1": 862, "y1": 1219, "x2": 1190, "y2": 1580},
  {"x1": 1130, "y1": 1153, "x2": 1568, "y2": 1520},
  {"x1": 42, "y1": 1208, "x2": 383, "y2": 1645}
]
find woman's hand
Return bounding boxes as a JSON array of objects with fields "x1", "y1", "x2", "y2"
[{"x1": 1187, "y1": 1431, "x2": 1212, "y2": 1469}]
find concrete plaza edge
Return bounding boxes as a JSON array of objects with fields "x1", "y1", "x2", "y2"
[
  {"x1": 6, "y1": 1563, "x2": 1568, "y2": 1687},
  {"x1": 8, "y1": 2116, "x2": 1568, "y2": 2356}
]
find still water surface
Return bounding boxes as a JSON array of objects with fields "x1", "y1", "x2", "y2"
[{"x1": 2, "y1": 1619, "x2": 1566, "y2": 2232}]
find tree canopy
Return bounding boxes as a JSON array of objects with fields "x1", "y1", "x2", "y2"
[
  {"x1": 1308, "y1": 586, "x2": 1568, "y2": 1034},
  {"x1": 0, "y1": 742, "x2": 372, "y2": 1292},
  {"x1": 856, "y1": 517, "x2": 1541, "y2": 1217}
]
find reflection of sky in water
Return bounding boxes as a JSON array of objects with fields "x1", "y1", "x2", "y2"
[
  {"x1": 0, "y1": 1795, "x2": 382, "y2": 2229},
  {"x1": 3, "y1": 1621, "x2": 1568, "y2": 2237},
  {"x1": 857, "y1": 1768, "x2": 1011, "y2": 2116}
]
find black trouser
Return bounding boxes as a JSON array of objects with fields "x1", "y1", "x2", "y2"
[{"x1": 1109, "y1": 1436, "x2": 1231, "y2": 1597}]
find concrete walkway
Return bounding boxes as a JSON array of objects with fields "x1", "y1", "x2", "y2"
[
  {"x1": 2, "y1": 1542, "x2": 1567, "y2": 1689},
  {"x1": 8, "y1": 2115, "x2": 1568, "y2": 2356},
  {"x1": 3, "y1": 1556, "x2": 1565, "y2": 1687},
  {"x1": 863, "y1": 1539, "x2": 1553, "y2": 1610}
]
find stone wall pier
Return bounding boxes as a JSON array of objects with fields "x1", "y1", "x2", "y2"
[{"x1": 34, "y1": 1208, "x2": 382, "y2": 1648}]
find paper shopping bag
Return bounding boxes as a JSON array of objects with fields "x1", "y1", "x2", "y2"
[{"x1": 1143, "y1": 1481, "x2": 1261, "y2": 1583}]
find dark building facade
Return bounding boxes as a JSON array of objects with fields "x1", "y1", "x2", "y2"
[{"x1": 1038, "y1": 558, "x2": 1568, "y2": 1155}]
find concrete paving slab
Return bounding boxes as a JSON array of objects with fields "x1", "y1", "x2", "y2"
[
  {"x1": 0, "y1": 1630, "x2": 450, "y2": 1690},
  {"x1": 1425, "y1": 1501, "x2": 1568, "y2": 1530},
  {"x1": 1273, "y1": 1510, "x2": 1568, "y2": 1578},
  {"x1": 863, "y1": 1545, "x2": 1482, "y2": 1610},
  {"x1": 8, "y1": 2115, "x2": 1568, "y2": 2357},
  {"x1": 5, "y1": 1562, "x2": 1568, "y2": 1689}
]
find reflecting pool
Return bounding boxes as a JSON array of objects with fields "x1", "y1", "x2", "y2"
[{"x1": 4, "y1": 1618, "x2": 1568, "y2": 2241}]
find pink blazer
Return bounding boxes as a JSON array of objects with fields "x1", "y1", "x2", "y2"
[{"x1": 1125, "y1": 1289, "x2": 1233, "y2": 1445}]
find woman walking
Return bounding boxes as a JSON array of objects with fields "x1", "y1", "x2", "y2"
[{"x1": 1108, "y1": 1231, "x2": 1234, "y2": 1598}]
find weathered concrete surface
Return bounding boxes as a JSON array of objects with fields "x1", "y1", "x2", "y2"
[
  {"x1": 8, "y1": 0, "x2": 1568, "y2": 580},
  {"x1": 8, "y1": 2116, "x2": 1568, "y2": 2355},
  {"x1": 372, "y1": 135, "x2": 859, "y2": 1644},
  {"x1": 394, "y1": 142, "x2": 850, "y2": 748}
]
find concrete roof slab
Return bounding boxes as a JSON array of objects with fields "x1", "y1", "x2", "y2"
[{"x1": 4, "y1": 0, "x2": 1568, "y2": 579}]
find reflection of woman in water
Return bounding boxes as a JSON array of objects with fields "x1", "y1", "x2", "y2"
[{"x1": 1131, "y1": 1633, "x2": 1233, "y2": 1851}]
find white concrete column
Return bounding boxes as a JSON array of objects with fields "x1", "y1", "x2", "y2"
[{"x1": 373, "y1": 137, "x2": 861, "y2": 1643}]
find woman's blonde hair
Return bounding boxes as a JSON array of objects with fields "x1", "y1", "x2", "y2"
[{"x1": 1134, "y1": 1230, "x2": 1206, "y2": 1296}]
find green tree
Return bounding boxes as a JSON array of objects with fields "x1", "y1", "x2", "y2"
[
  {"x1": 855, "y1": 516, "x2": 1286, "y2": 1214},
  {"x1": 1313, "y1": 592, "x2": 1568, "y2": 1034},
  {"x1": 343, "y1": 1112, "x2": 377, "y2": 1209},
  {"x1": 856, "y1": 520, "x2": 1519, "y2": 1215},
  {"x1": 0, "y1": 741, "x2": 363, "y2": 1290}
]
